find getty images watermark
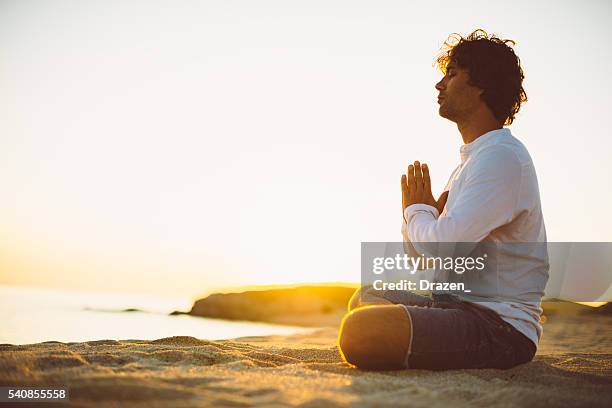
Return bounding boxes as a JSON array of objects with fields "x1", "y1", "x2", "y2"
[
  {"x1": 361, "y1": 242, "x2": 612, "y2": 302},
  {"x1": 370, "y1": 252, "x2": 487, "y2": 292}
]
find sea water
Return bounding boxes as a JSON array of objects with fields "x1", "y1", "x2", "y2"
[{"x1": 0, "y1": 285, "x2": 311, "y2": 345}]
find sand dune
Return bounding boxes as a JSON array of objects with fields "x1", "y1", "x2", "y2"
[{"x1": 1, "y1": 313, "x2": 611, "y2": 407}]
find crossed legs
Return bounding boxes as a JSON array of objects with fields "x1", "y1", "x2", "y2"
[{"x1": 338, "y1": 286, "x2": 412, "y2": 370}]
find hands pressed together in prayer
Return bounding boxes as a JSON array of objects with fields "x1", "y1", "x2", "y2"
[{"x1": 401, "y1": 161, "x2": 449, "y2": 221}]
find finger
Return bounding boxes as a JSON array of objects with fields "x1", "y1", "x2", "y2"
[
  {"x1": 407, "y1": 165, "x2": 416, "y2": 198},
  {"x1": 401, "y1": 174, "x2": 409, "y2": 220},
  {"x1": 414, "y1": 161, "x2": 423, "y2": 196},
  {"x1": 401, "y1": 174, "x2": 408, "y2": 208},
  {"x1": 422, "y1": 163, "x2": 432, "y2": 194}
]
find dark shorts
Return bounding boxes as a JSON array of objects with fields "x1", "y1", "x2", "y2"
[{"x1": 380, "y1": 290, "x2": 537, "y2": 370}]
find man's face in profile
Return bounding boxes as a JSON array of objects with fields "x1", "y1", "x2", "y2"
[{"x1": 435, "y1": 61, "x2": 483, "y2": 123}]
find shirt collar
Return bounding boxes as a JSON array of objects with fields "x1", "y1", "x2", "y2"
[{"x1": 459, "y1": 128, "x2": 510, "y2": 162}]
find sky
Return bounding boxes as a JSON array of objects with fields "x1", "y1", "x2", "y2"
[{"x1": 0, "y1": 0, "x2": 610, "y2": 297}]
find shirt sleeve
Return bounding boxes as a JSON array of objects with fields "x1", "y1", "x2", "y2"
[{"x1": 403, "y1": 145, "x2": 523, "y2": 244}]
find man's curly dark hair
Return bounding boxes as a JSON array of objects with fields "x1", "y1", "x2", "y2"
[{"x1": 435, "y1": 29, "x2": 527, "y2": 125}]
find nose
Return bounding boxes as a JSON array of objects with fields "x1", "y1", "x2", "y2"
[{"x1": 435, "y1": 77, "x2": 445, "y2": 91}]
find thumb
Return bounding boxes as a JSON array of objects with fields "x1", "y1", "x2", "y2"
[{"x1": 436, "y1": 191, "x2": 449, "y2": 214}]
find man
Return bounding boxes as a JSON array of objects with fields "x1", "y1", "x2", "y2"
[{"x1": 337, "y1": 29, "x2": 548, "y2": 370}]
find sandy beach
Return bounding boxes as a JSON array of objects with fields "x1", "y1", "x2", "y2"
[{"x1": 1, "y1": 311, "x2": 610, "y2": 408}]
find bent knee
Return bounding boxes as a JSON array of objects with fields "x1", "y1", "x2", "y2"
[
  {"x1": 338, "y1": 311, "x2": 364, "y2": 364},
  {"x1": 338, "y1": 305, "x2": 411, "y2": 370}
]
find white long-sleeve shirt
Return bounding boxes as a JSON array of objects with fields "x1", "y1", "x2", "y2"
[{"x1": 401, "y1": 128, "x2": 549, "y2": 347}]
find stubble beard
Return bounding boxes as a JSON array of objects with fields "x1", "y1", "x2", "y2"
[
  {"x1": 438, "y1": 98, "x2": 469, "y2": 125},
  {"x1": 438, "y1": 101, "x2": 456, "y2": 122}
]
